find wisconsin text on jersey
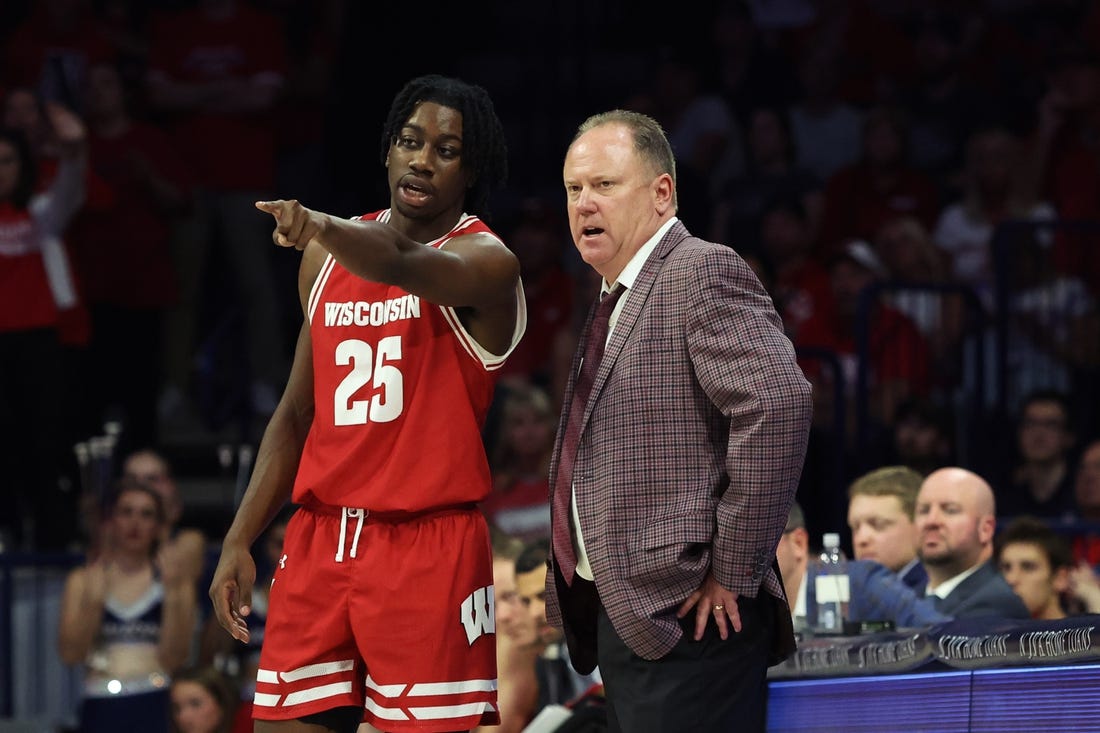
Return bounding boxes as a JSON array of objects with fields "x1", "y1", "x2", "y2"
[{"x1": 323, "y1": 294, "x2": 422, "y2": 328}]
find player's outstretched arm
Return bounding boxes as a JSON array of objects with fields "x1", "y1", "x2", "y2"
[
  {"x1": 255, "y1": 199, "x2": 518, "y2": 307},
  {"x1": 256, "y1": 198, "x2": 520, "y2": 355}
]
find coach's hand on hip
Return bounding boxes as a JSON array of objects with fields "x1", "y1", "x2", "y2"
[{"x1": 677, "y1": 571, "x2": 741, "y2": 641}]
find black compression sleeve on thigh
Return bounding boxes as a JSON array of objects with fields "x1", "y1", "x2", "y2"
[{"x1": 298, "y1": 706, "x2": 364, "y2": 733}]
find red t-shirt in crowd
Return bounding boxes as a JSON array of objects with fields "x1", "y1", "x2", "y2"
[
  {"x1": 146, "y1": 5, "x2": 287, "y2": 191},
  {"x1": 795, "y1": 301, "x2": 930, "y2": 397},
  {"x1": 68, "y1": 122, "x2": 193, "y2": 308},
  {"x1": 818, "y1": 163, "x2": 940, "y2": 255}
]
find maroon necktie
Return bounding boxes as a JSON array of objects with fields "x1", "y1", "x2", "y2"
[{"x1": 551, "y1": 284, "x2": 626, "y2": 586}]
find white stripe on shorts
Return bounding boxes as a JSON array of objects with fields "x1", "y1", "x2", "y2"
[
  {"x1": 280, "y1": 659, "x2": 355, "y2": 682},
  {"x1": 283, "y1": 681, "x2": 353, "y2": 706},
  {"x1": 409, "y1": 679, "x2": 498, "y2": 696},
  {"x1": 365, "y1": 674, "x2": 407, "y2": 698},
  {"x1": 410, "y1": 701, "x2": 496, "y2": 720},
  {"x1": 253, "y1": 692, "x2": 281, "y2": 707},
  {"x1": 365, "y1": 696, "x2": 411, "y2": 721}
]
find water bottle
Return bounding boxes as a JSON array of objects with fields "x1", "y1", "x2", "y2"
[{"x1": 811, "y1": 532, "x2": 850, "y2": 634}]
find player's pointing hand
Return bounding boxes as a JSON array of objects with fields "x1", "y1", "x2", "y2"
[{"x1": 256, "y1": 199, "x2": 329, "y2": 251}]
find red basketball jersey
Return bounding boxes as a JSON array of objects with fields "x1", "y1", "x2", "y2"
[{"x1": 293, "y1": 210, "x2": 524, "y2": 512}]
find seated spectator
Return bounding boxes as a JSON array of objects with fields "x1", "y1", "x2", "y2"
[
  {"x1": 847, "y1": 466, "x2": 926, "y2": 590},
  {"x1": 995, "y1": 516, "x2": 1073, "y2": 621},
  {"x1": 1067, "y1": 558, "x2": 1100, "y2": 615},
  {"x1": 122, "y1": 448, "x2": 208, "y2": 585},
  {"x1": 848, "y1": 467, "x2": 1029, "y2": 627},
  {"x1": 788, "y1": 42, "x2": 863, "y2": 183},
  {"x1": 623, "y1": 45, "x2": 737, "y2": 232},
  {"x1": 797, "y1": 239, "x2": 930, "y2": 430},
  {"x1": 514, "y1": 539, "x2": 603, "y2": 718},
  {"x1": 1005, "y1": 234, "x2": 1099, "y2": 406},
  {"x1": 493, "y1": 197, "x2": 575, "y2": 394},
  {"x1": 775, "y1": 502, "x2": 811, "y2": 632},
  {"x1": 934, "y1": 124, "x2": 1057, "y2": 313},
  {"x1": 817, "y1": 105, "x2": 939, "y2": 256},
  {"x1": 1069, "y1": 438, "x2": 1100, "y2": 566},
  {"x1": 1029, "y1": 40, "x2": 1100, "y2": 275},
  {"x1": 888, "y1": 397, "x2": 956, "y2": 476},
  {"x1": 473, "y1": 528, "x2": 542, "y2": 733},
  {"x1": 873, "y1": 215, "x2": 967, "y2": 388},
  {"x1": 481, "y1": 384, "x2": 555, "y2": 543},
  {"x1": 998, "y1": 390, "x2": 1077, "y2": 521},
  {"x1": 756, "y1": 195, "x2": 833, "y2": 343},
  {"x1": 897, "y1": 11, "x2": 990, "y2": 181},
  {"x1": 170, "y1": 665, "x2": 239, "y2": 733},
  {"x1": 58, "y1": 477, "x2": 198, "y2": 733},
  {"x1": 709, "y1": 103, "x2": 822, "y2": 252}
]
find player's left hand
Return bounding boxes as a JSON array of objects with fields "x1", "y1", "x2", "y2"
[
  {"x1": 676, "y1": 571, "x2": 741, "y2": 641},
  {"x1": 255, "y1": 199, "x2": 327, "y2": 250}
]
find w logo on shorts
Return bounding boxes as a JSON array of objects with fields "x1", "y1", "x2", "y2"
[{"x1": 460, "y1": 585, "x2": 495, "y2": 645}]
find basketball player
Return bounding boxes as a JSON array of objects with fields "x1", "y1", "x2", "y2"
[{"x1": 208, "y1": 75, "x2": 524, "y2": 733}]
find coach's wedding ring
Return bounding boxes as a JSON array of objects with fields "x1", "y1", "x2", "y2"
[{"x1": 713, "y1": 604, "x2": 725, "y2": 611}]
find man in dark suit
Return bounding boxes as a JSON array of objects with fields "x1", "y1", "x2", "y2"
[
  {"x1": 849, "y1": 467, "x2": 1030, "y2": 626},
  {"x1": 546, "y1": 109, "x2": 813, "y2": 732}
]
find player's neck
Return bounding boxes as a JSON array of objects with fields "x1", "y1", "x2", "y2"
[{"x1": 388, "y1": 204, "x2": 465, "y2": 244}]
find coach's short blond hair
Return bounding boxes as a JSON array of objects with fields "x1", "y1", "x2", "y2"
[{"x1": 847, "y1": 466, "x2": 923, "y2": 519}]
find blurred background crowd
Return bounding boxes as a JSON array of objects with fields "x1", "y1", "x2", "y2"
[{"x1": 4, "y1": 0, "x2": 1100, "y2": 729}]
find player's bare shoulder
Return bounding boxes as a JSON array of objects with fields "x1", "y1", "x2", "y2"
[
  {"x1": 298, "y1": 240, "x2": 331, "y2": 306},
  {"x1": 444, "y1": 229, "x2": 520, "y2": 302},
  {"x1": 444, "y1": 228, "x2": 512, "y2": 256}
]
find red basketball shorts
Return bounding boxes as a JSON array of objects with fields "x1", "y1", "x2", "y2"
[{"x1": 253, "y1": 503, "x2": 500, "y2": 731}]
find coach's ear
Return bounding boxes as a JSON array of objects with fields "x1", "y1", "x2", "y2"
[{"x1": 652, "y1": 172, "x2": 674, "y2": 216}]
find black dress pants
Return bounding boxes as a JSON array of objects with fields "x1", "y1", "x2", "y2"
[{"x1": 596, "y1": 594, "x2": 775, "y2": 733}]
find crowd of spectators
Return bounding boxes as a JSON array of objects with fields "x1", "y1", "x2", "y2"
[
  {"x1": 1, "y1": 0, "x2": 1099, "y2": 550},
  {"x1": 5, "y1": 0, "x2": 1100, "y2": 727}
]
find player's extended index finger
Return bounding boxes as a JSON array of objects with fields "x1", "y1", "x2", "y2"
[{"x1": 255, "y1": 200, "x2": 285, "y2": 218}]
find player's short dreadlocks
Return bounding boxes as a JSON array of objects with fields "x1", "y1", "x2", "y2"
[{"x1": 381, "y1": 75, "x2": 508, "y2": 220}]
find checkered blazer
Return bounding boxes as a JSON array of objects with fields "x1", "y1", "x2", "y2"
[{"x1": 546, "y1": 221, "x2": 812, "y2": 664}]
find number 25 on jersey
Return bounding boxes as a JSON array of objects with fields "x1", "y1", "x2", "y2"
[{"x1": 333, "y1": 336, "x2": 404, "y2": 425}]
